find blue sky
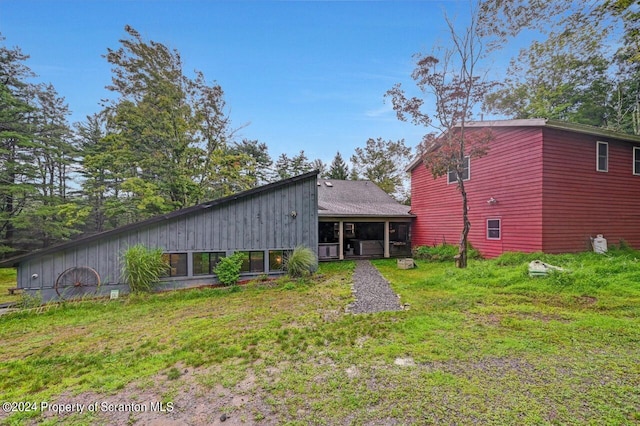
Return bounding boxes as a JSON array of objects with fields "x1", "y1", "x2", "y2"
[{"x1": 0, "y1": 0, "x2": 499, "y2": 164}]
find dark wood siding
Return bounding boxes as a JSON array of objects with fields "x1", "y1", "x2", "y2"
[
  {"x1": 542, "y1": 128, "x2": 640, "y2": 252},
  {"x1": 411, "y1": 126, "x2": 544, "y2": 257},
  {"x1": 16, "y1": 174, "x2": 318, "y2": 299}
]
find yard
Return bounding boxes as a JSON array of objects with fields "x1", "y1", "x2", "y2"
[{"x1": 0, "y1": 249, "x2": 639, "y2": 425}]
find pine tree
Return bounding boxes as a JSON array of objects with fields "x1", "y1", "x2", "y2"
[{"x1": 327, "y1": 151, "x2": 349, "y2": 180}]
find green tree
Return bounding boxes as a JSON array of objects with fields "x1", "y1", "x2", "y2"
[
  {"x1": 229, "y1": 139, "x2": 273, "y2": 186},
  {"x1": 274, "y1": 150, "x2": 312, "y2": 180},
  {"x1": 18, "y1": 83, "x2": 88, "y2": 248},
  {"x1": 327, "y1": 151, "x2": 349, "y2": 180},
  {"x1": 76, "y1": 112, "x2": 115, "y2": 232},
  {"x1": 312, "y1": 159, "x2": 327, "y2": 178},
  {"x1": 480, "y1": 0, "x2": 640, "y2": 134},
  {"x1": 484, "y1": 26, "x2": 613, "y2": 126},
  {"x1": 100, "y1": 25, "x2": 249, "y2": 222},
  {"x1": 0, "y1": 39, "x2": 37, "y2": 256},
  {"x1": 386, "y1": 9, "x2": 495, "y2": 268},
  {"x1": 350, "y1": 138, "x2": 411, "y2": 199}
]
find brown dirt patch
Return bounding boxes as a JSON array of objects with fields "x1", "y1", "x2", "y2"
[{"x1": 35, "y1": 365, "x2": 278, "y2": 426}]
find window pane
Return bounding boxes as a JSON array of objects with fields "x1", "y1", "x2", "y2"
[
  {"x1": 448, "y1": 157, "x2": 470, "y2": 183},
  {"x1": 239, "y1": 252, "x2": 251, "y2": 273},
  {"x1": 597, "y1": 142, "x2": 608, "y2": 171},
  {"x1": 160, "y1": 254, "x2": 170, "y2": 277},
  {"x1": 250, "y1": 251, "x2": 264, "y2": 273},
  {"x1": 170, "y1": 253, "x2": 188, "y2": 276},
  {"x1": 634, "y1": 148, "x2": 640, "y2": 175},
  {"x1": 447, "y1": 169, "x2": 457, "y2": 184},
  {"x1": 193, "y1": 252, "x2": 209, "y2": 275},
  {"x1": 461, "y1": 156, "x2": 470, "y2": 180},
  {"x1": 487, "y1": 220, "x2": 501, "y2": 240},
  {"x1": 269, "y1": 250, "x2": 284, "y2": 271},
  {"x1": 210, "y1": 253, "x2": 225, "y2": 272}
]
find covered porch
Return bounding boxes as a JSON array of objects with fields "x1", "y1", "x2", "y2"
[{"x1": 318, "y1": 217, "x2": 412, "y2": 260}]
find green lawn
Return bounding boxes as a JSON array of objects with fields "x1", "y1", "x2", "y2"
[
  {"x1": 0, "y1": 251, "x2": 639, "y2": 425},
  {"x1": 0, "y1": 268, "x2": 18, "y2": 305}
]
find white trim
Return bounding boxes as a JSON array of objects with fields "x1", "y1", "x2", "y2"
[
  {"x1": 634, "y1": 147, "x2": 640, "y2": 176},
  {"x1": 447, "y1": 156, "x2": 470, "y2": 184},
  {"x1": 486, "y1": 218, "x2": 501, "y2": 240},
  {"x1": 596, "y1": 141, "x2": 608, "y2": 172}
]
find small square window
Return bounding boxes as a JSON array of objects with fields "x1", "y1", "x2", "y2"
[
  {"x1": 597, "y1": 141, "x2": 608, "y2": 172},
  {"x1": 193, "y1": 252, "x2": 225, "y2": 275},
  {"x1": 487, "y1": 219, "x2": 501, "y2": 240},
  {"x1": 269, "y1": 250, "x2": 289, "y2": 271},
  {"x1": 447, "y1": 156, "x2": 470, "y2": 184},
  {"x1": 239, "y1": 251, "x2": 265, "y2": 273},
  {"x1": 161, "y1": 253, "x2": 188, "y2": 277}
]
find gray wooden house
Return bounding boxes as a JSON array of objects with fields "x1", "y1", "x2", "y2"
[{"x1": 0, "y1": 171, "x2": 318, "y2": 301}]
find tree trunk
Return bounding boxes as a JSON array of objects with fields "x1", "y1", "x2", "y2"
[{"x1": 457, "y1": 177, "x2": 470, "y2": 268}]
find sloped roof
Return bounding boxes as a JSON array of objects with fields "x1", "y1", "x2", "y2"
[
  {"x1": 406, "y1": 118, "x2": 640, "y2": 172},
  {"x1": 317, "y1": 179, "x2": 413, "y2": 218},
  {"x1": 0, "y1": 171, "x2": 319, "y2": 268}
]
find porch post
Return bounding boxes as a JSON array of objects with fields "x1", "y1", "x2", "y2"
[
  {"x1": 339, "y1": 221, "x2": 344, "y2": 260},
  {"x1": 384, "y1": 220, "x2": 390, "y2": 258}
]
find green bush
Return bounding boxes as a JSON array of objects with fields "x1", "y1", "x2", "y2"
[
  {"x1": 121, "y1": 245, "x2": 168, "y2": 293},
  {"x1": 413, "y1": 244, "x2": 479, "y2": 262},
  {"x1": 214, "y1": 252, "x2": 244, "y2": 286},
  {"x1": 284, "y1": 246, "x2": 318, "y2": 278}
]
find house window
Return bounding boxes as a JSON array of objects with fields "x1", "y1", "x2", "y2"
[
  {"x1": 193, "y1": 252, "x2": 225, "y2": 275},
  {"x1": 487, "y1": 219, "x2": 501, "y2": 240},
  {"x1": 634, "y1": 147, "x2": 640, "y2": 176},
  {"x1": 447, "y1": 156, "x2": 470, "y2": 184},
  {"x1": 269, "y1": 250, "x2": 290, "y2": 271},
  {"x1": 161, "y1": 253, "x2": 188, "y2": 277},
  {"x1": 239, "y1": 251, "x2": 265, "y2": 273},
  {"x1": 596, "y1": 141, "x2": 608, "y2": 172}
]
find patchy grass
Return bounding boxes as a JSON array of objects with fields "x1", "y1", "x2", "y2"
[
  {"x1": 0, "y1": 268, "x2": 18, "y2": 305},
  {"x1": 1, "y1": 252, "x2": 640, "y2": 425}
]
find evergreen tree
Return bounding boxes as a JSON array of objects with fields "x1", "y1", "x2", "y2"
[
  {"x1": 274, "y1": 150, "x2": 312, "y2": 180},
  {"x1": 0, "y1": 39, "x2": 37, "y2": 256},
  {"x1": 327, "y1": 151, "x2": 349, "y2": 180}
]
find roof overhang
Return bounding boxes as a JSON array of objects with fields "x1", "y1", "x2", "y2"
[
  {"x1": 318, "y1": 213, "x2": 415, "y2": 220},
  {"x1": 406, "y1": 119, "x2": 640, "y2": 172}
]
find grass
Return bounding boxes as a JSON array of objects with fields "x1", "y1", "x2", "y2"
[
  {"x1": 1, "y1": 251, "x2": 639, "y2": 424},
  {"x1": 0, "y1": 268, "x2": 18, "y2": 305}
]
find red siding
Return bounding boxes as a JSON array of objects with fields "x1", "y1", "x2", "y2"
[
  {"x1": 542, "y1": 128, "x2": 640, "y2": 252},
  {"x1": 411, "y1": 126, "x2": 544, "y2": 257}
]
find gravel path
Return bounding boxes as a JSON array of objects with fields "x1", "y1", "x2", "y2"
[{"x1": 348, "y1": 260, "x2": 403, "y2": 314}]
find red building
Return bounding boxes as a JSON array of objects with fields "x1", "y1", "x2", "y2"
[{"x1": 408, "y1": 119, "x2": 640, "y2": 257}]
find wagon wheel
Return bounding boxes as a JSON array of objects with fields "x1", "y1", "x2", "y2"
[{"x1": 55, "y1": 266, "x2": 101, "y2": 299}]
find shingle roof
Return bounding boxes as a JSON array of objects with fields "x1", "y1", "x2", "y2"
[{"x1": 317, "y1": 179, "x2": 413, "y2": 218}]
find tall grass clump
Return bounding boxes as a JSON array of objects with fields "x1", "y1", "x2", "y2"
[
  {"x1": 413, "y1": 243, "x2": 479, "y2": 262},
  {"x1": 284, "y1": 246, "x2": 317, "y2": 278},
  {"x1": 214, "y1": 252, "x2": 245, "y2": 286},
  {"x1": 121, "y1": 245, "x2": 168, "y2": 293}
]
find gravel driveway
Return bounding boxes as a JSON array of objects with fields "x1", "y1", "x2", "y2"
[{"x1": 347, "y1": 260, "x2": 403, "y2": 314}]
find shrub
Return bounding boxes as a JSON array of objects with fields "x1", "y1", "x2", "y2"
[
  {"x1": 214, "y1": 252, "x2": 245, "y2": 286},
  {"x1": 121, "y1": 245, "x2": 168, "y2": 293},
  {"x1": 284, "y1": 246, "x2": 318, "y2": 278},
  {"x1": 413, "y1": 244, "x2": 479, "y2": 262}
]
